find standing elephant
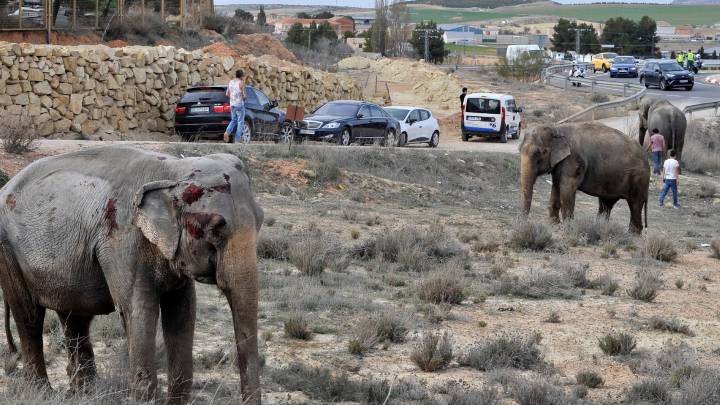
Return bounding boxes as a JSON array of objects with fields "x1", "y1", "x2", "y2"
[
  {"x1": 520, "y1": 122, "x2": 649, "y2": 233},
  {"x1": 0, "y1": 146, "x2": 263, "y2": 404},
  {"x1": 638, "y1": 96, "x2": 687, "y2": 162}
]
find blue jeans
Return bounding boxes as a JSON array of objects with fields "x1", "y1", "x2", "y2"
[
  {"x1": 652, "y1": 151, "x2": 663, "y2": 175},
  {"x1": 226, "y1": 105, "x2": 246, "y2": 143},
  {"x1": 659, "y1": 179, "x2": 678, "y2": 207}
]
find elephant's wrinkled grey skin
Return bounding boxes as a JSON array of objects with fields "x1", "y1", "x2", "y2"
[
  {"x1": 0, "y1": 146, "x2": 263, "y2": 404},
  {"x1": 520, "y1": 122, "x2": 649, "y2": 233},
  {"x1": 638, "y1": 95, "x2": 687, "y2": 162}
]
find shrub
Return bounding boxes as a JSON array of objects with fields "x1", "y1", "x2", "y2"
[
  {"x1": 576, "y1": 370, "x2": 604, "y2": 388},
  {"x1": 496, "y1": 53, "x2": 545, "y2": 82},
  {"x1": 695, "y1": 180, "x2": 717, "y2": 198},
  {"x1": 348, "y1": 325, "x2": 378, "y2": 356},
  {"x1": 563, "y1": 216, "x2": 629, "y2": 246},
  {"x1": 545, "y1": 312, "x2": 561, "y2": 323},
  {"x1": 194, "y1": 348, "x2": 229, "y2": 370},
  {"x1": 313, "y1": 157, "x2": 342, "y2": 184},
  {"x1": 596, "y1": 275, "x2": 620, "y2": 296},
  {"x1": 626, "y1": 380, "x2": 670, "y2": 404},
  {"x1": 509, "y1": 221, "x2": 553, "y2": 251},
  {"x1": 264, "y1": 217, "x2": 277, "y2": 227},
  {"x1": 460, "y1": 334, "x2": 544, "y2": 371},
  {"x1": 1, "y1": 112, "x2": 38, "y2": 154},
  {"x1": 202, "y1": 14, "x2": 259, "y2": 37},
  {"x1": 268, "y1": 363, "x2": 360, "y2": 402},
  {"x1": 650, "y1": 317, "x2": 693, "y2": 336},
  {"x1": 598, "y1": 332, "x2": 636, "y2": 356},
  {"x1": 683, "y1": 118, "x2": 720, "y2": 174},
  {"x1": 675, "y1": 278, "x2": 685, "y2": 289},
  {"x1": 105, "y1": 12, "x2": 172, "y2": 45},
  {"x1": 711, "y1": 239, "x2": 720, "y2": 259},
  {"x1": 641, "y1": 234, "x2": 678, "y2": 262},
  {"x1": 416, "y1": 272, "x2": 465, "y2": 304},
  {"x1": 554, "y1": 260, "x2": 593, "y2": 288},
  {"x1": 627, "y1": 268, "x2": 663, "y2": 302},
  {"x1": 373, "y1": 311, "x2": 410, "y2": 343},
  {"x1": 494, "y1": 268, "x2": 579, "y2": 299},
  {"x1": 590, "y1": 93, "x2": 610, "y2": 103},
  {"x1": 0, "y1": 170, "x2": 9, "y2": 189},
  {"x1": 507, "y1": 375, "x2": 569, "y2": 405},
  {"x1": 675, "y1": 370, "x2": 720, "y2": 404},
  {"x1": 257, "y1": 233, "x2": 291, "y2": 260},
  {"x1": 284, "y1": 314, "x2": 312, "y2": 340},
  {"x1": 448, "y1": 388, "x2": 499, "y2": 405},
  {"x1": 410, "y1": 332, "x2": 453, "y2": 372}
]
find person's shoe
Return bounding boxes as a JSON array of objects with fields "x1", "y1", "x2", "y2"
[
  {"x1": 673, "y1": 205, "x2": 680, "y2": 209},
  {"x1": 223, "y1": 131, "x2": 231, "y2": 143}
]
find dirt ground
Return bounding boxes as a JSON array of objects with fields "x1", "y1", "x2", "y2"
[{"x1": 0, "y1": 137, "x2": 718, "y2": 404}]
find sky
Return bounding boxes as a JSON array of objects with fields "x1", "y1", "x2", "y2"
[{"x1": 215, "y1": 0, "x2": 375, "y2": 7}]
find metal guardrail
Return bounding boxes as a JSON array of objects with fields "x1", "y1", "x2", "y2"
[
  {"x1": 542, "y1": 64, "x2": 647, "y2": 124},
  {"x1": 683, "y1": 101, "x2": 720, "y2": 117}
]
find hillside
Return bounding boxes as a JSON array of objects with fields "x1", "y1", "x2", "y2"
[{"x1": 409, "y1": 0, "x2": 541, "y2": 8}]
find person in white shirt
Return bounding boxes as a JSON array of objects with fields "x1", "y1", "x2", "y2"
[
  {"x1": 659, "y1": 149, "x2": 680, "y2": 208},
  {"x1": 223, "y1": 69, "x2": 247, "y2": 143}
]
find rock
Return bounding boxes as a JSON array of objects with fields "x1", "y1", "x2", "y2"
[
  {"x1": 133, "y1": 67, "x2": 147, "y2": 83},
  {"x1": 57, "y1": 83, "x2": 73, "y2": 95},
  {"x1": 33, "y1": 81, "x2": 52, "y2": 95},
  {"x1": 28, "y1": 68, "x2": 44, "y2": 81},
  {"x1": 5, "y1": 83, "x2": 21, "y2": 96},
  {"x1": 70, "y1": 94, "x2": 83, "y2": 115},
  {"x1": 81, "y1": 120, "x2": 97, "y2": 136},
  {"x1": 55, "y1": 118, "x2": 72, "y2": 132},
  {"x1": 13, "y1": 93, "x2": 29, "y2": 105},
  {"x1": 38, "y1": 120, "x2": 54, "y2": 137},
  {"x1": 0, "y1": 94, "x2": 12, "y2": 106}
]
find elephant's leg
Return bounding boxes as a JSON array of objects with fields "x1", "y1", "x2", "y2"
[
  {"x1": 126, "y1": 284, "x2": 160, "y2": 401},
  {"x1": 59, "y1": 312, "x2": 96, "y2": 390},
  {"x1": 559, "y1": 182, "x2": 580, "y2": 221},
  {"x1": 0, "y1": 248, "x2": 49, "y2": 385},
  {"x1": 598, "y1": 198, "x2": 619, "y2": 219},
  {"x1": 628, "y1": 198, "x2": 644, "y2": 234},
  {"x1": 548, "y1": 174, "x2": 561, "y2": 223},
  {"x1": 160, "y1": 282, "x2": 196, "y2": 405}
]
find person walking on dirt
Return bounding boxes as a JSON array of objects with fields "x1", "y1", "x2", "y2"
[
  {"x1": 647, "y1": 128, "x2": 666, "y2": 177},
  {"x1": 224, "y1": 69, "x2": 247, "y2": 143},
  {"x1": 460, "y1": 87, "x2": 467, "y2": 110},
  {"x1": 659, "y1": 149, "x2": 681, "y2": 209}
]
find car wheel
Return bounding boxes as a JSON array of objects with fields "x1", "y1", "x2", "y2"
[
  {"x1": 603, "y1": 65, "x2": 608, "y2": 73},
  {"x1": 337, "y1": 128, "x2": 351, "y2": 146},
  {"x1": 278, "y1": 122, "x2": 294, "y2": 144},
  {"x1": 399, "y1": 132, "x2": 407, "y2": 147},
  {"x1": 383, "y1": 128, "x2": 397, "y2": 147},
  {"x1": 660, "y1": 79, "x2": 667, "y2": 91},
  {"x1": 462, "y1": 132, "x2": 469, "y2": 142},
  {"x1": 429, "y1": 131, "x2": 439, "y2": 148},
  {"x1": 512, "y1": 126, "x2": 520, "y2": 140}
]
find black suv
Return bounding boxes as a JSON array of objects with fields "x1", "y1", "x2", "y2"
[
  {"x1": 640, "y1": 60, "x2": 694, "y2": 91},
  {"x1": 174, "y1": 85, "x2": 294, "y2": 142}
]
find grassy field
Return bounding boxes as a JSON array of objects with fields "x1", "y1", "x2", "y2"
[
  {"x1": 446, "y1": 43, "x2": 499, "y2": 56},
  {"x1": 410, "y1": 4, "x2": 720, "y2": 25}
]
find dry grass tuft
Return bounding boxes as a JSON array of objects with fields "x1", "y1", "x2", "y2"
[
  {"x1": 625, "y1": 380, "x2": 670, "y2": 404},
  {"x1": 460, "y1": 334, "x2": 544, "y2": 371},
  {"x1": 627, "y1": 268, "x2": 663, "y2": 302},
  {"x1": 576, "y1": 370, "x2": 604, "y2": 388},
  {"x1": 683, "y1": 118, "x2": 720, "y2": 174},
  {"x1": 494, "y1": 268, "x2": 579, "y2": 299},
  {"x1": 509, "y1": 220, "x2": 553, "y2": 251},
  {"x1": 416, "y1": 271, "x2": 465, "y2": 304},
  {"x1": 410, "y1": 331, "x2": 453, "y2": 372},
  {"x1": 448, "y1": 388, "x2": 499, "y2": 405},
  {"x1": 598, "y1": 332, "x2": 636, "y2": 356},
  {"x1": 563, "y1": 216, "x2": 629, "y2": 247},
  {"x1": 640, "y1": 234, "x2": 678, "y2": 262},
  {"x1": 1, "y1": 112, "x2": 38, "y2": 154},
  {"x1": 650, "y1": 316, "x2": 693, "y2": 336},
  {"x1": 284, "y1": 314, "x2": 312, "y2": 340}
]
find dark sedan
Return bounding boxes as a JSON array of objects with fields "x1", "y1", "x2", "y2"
[
  {"x1": 296, "y1": 100, "x2": 401, "y2": 146},
  {"x1": 174, "y1": 85, "x2": 294, "y2": 142},
  {"x1": 640, "y1": 60, "x2": 694, "y2": 91}
]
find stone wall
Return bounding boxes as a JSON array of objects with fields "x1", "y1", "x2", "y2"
[{"x1": 0, "y1": 42, "x2": 362, "y2": 137}]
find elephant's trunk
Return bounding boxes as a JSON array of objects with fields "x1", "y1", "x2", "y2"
[
  {"x1": 217, "y1": 228, "x2": 261, "y2": 405},
  {"x1": 520, "y1": 154, "x2": 536, "y2": 216}
]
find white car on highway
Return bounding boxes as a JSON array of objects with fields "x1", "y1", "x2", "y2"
[{"x1": 384, "y1": 106, "x2": 440, "y2": 147}]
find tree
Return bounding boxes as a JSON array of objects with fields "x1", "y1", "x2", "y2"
[
  {"x1": 296, "y1": 12, "x2": 312, "y2": 19},
  {"x1": 314, "y1": 10, "x2": 334, "y2": 19},
  {"x1": 387, "y1": 1, "x2": 411, "y2": 56},
  {"x1": 316, "y1": 21, "x2": 338, "y2": 44},
  {"x1": 411, "y1": 21, "x2": 448, "y2": 64},
  {"x1": 601, "y1": 16, "x2": 657, "y2": 56},
  {"x1": 286, "y1": 20, "x2": 338, "y2": 49},
  {"x1": 256, "y1": 5, "x2": 267, "y2": 26},
  {"x1": 372, "y1": 0, "x2": 389, "y2": 55},
  {"x1": 286, "y1": 23, "x2": 306, "y2": 46},
  {"x1": 234, "y1": 8, "x2": 254, "y2": 22},
  {"x1": 551, "y1": 18, "x2": 600, "y2": 54},
  {"x1": 636, "y1": 16, "x2": 658, "y2": 56}
]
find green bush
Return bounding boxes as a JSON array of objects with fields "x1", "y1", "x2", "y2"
[{"x1": 598, "y1": 332, "x2": 636, "y2": 356}]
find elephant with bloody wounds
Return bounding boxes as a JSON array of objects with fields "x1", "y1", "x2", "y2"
[
  {"x1": 638, "y1": 96, "x2": 687, "y2": 162},
  {"x1": 0, "y1": 146, "x2": 263, "y2": 404},
  {"x1": 519, "y1": 122, "x2": 649, "y2": 233}
]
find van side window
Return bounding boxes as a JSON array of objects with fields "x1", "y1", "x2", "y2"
[
  {"x1": 506, "y1": 99, "x2": 517, "y2": 112},
  {"x1": 466, "y1": 98, "x2": 501, "y2": 114}
]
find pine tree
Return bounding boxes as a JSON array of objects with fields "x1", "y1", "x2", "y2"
[{"x1": 257, "y1": 5, "x2": 266, "y2": 26}]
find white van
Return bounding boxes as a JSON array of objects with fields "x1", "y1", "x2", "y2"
[
  {"x1": 506, "y1": 44, "x2": 545, "y2": 65},
  {"x1": 461, "y1": 93, "x2": 522, "y2": 143}
]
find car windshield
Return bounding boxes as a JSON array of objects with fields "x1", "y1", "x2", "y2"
[
  {"x1": 605, "y1": 53, "x2": 618, "y2": 59},
  {"x1": 659, "y1": 62, "x2": 684, "y2": 71},
  {"x1": 313, "y1": 103, "x2": 359, "y2": 117},
  {"x1": 180, "y1": 87, "x2": 226, "y2": 103},
  {"x1": 466, "y1": 98, "x2": 501, "y2": 114},
  {"x1": 384, "y1": 108, "x2": 409, "y2": 121},
  {"x1": 614, "y1": 57, "x2": 634, "y2": 64}
]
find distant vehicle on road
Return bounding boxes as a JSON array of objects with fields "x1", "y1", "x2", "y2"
[
  {"x1": 609, "y1": 56, "x2": 639, "y2": 78},
  {"x1": 461, "y1": 93, "x2": 522, "y2": 143},
  {"x1": 384, "y1": 106, "x2": 440, "y2": 147},
  {"x1": 297, "y1": 100, "x2": 401, "y2": 146},
  {"x1": 174, "y1": 85, "x2": 293, "y2": 142},
  {"x1": 640, "y1": 60, "x2": 694, "y2": 91},
  {"x1": 592, "y1": 52, "x2": 618, "y2": 73}
]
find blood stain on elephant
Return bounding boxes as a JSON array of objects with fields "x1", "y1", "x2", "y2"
[
  {"x1": 105, "y1": 198, "x2": 119, "y2": 235},
  {"x1": 184, "y1": 213, "x2": 226, "y2": 239},
  {"x1": 182, "y1": 184, "x2": 204, "y2": 205},
  {"x1": 6, "y1": 194, "x2": 16, "y2": 210},
  {"x1": 212, "y1": 184, "x2": 231, "y2": 193}
]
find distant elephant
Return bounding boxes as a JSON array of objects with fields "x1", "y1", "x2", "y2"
[
  {"x1": 0, "y1": 146, "x2": 263, "y2": 404},
  {"x1": 638, "y1": 95, "x2": 687, "y2": 162},
  {"x1": 520, "y1": 122, "x2": 649, "y2": 233}
]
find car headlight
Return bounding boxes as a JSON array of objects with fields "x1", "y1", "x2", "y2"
[
  {"x1": 611, "y1": 67, "x2": 617, "y2": 71},
  {"x1": 689, "y1": 72, "x2": 694, "y2": 78},
  {"x1": 666, "y1": 74, "x2": 675, "y2": 78},
  {"x1": 630, "y1": 67, "x2": 636, "y2": 70},
  {"x1": 323, "y1": 122, "x2": 340, "y2": 129}
]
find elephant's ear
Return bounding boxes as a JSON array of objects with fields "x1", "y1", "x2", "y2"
[
  {"x1": 132, "y1": 180, "x2": 180, "y2": 261},
  {"x1": 550, "y1": 130, "x2": 571, "y2": 168}
]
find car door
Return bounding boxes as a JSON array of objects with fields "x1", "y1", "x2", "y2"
[
  {"x1": 646, "y1": 63, "x2": 658, "y2": 85},
  {"x1": 505, "y1": 98, "x2": 519, "y2": 136},
  {"x1": 246, "y1": 87, "x2": 277, "y2": 140},
  {"x1": 418, "y1": 109, "x2": 433, "y2": 141},
  {"x1": 243, "y1": 87, "x2": 262, "y2": 136},
  {"x1": 367, "y1": 106, "x2": 386, "y2": 139},
  {"x1": 354, "y1": 105, "x2": 374, "y2": 139},
  {"x1": 405, "y1": 109, "x2": 423, "y2": 142}
]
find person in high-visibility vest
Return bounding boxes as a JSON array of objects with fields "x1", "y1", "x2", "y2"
[
  {"x1": 677, "y1": 52, "x2": 684, "y2": 65},
  {"x1": 686, "y1": 49, "x2": 695, "y2": 71}
]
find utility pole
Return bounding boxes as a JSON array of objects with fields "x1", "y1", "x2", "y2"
[
  {"x1": 424, "y1": 30, "x2": 429, "y2": 62},
  {"x1": 570, "y1": 27, "x2": 590, "y2": 58}
]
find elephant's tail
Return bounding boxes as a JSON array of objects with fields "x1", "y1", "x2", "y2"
[
  {"x1": 644, "y1": 199, "x2": 648, "y2": 230},
  {"x1": 4, "y1": 300, "x2": 16, "y2": 354}
]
